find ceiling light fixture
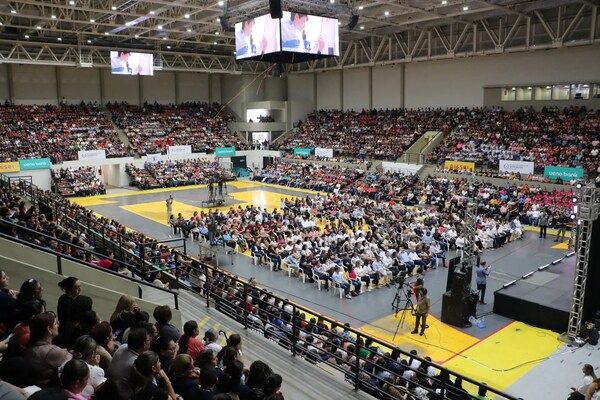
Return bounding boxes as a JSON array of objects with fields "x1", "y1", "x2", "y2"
[
  {"x1": 57, "y1": 37, "x2": 62, "y2": 41},
  {"x1": 215, "y1": 31, "x2": 219, "y2": 35},
  {"x1": 216, "y1": 17, "x2": 220, "y2": 22},
  {"x1": 184, "y1": 13, "x2": 190, "y2": 18},
  {"x1": 358, "y1": 5, "x2": 364, "y2": 10},
  {"x1": 10, "y1": 10, "x2": 16, "y2": 14},
  {"x1": 463, "y1": 6, "x2": 469, "y2": 11},
  {"x1": 87, "y1": 39, "x2": 92, "y2": 43},
  {"x1": 167, "y1": 45, "x2": 171, "y2": 49},
  {"x1": 162, "y1": 37, "x2": 167, "y2": 40},
  {"x1": 330, "y1": 0, "x2": 335, "y2": 4},
  {"x1": 90, "y1": 19, "x2": 95, "y2": 23},
  {"x1": 218, "y1": 1, "x2": 224, "y2": 6},
  {"x1": 51, "y1": 15, "x2": 57, "y2": 19},
  {"x1": 69, "y1": 0, "x2": 75, "y2": 5},
  {"x1": 125, "y1": 21, "x2": 132, "y2": 26},
  {"x1": 111, "y1": 6, "x2": 117, "y2": 10},
  {"x1": 360, "y1": 25, "x2": 364, "y2": 29},
  {"x1": 214, "y1": 41, "x2": 217, "y2": 44},
  {"x1": 134, "y1": 34, "x2": 139, "y2": 38},
  {"x1": 186, "y1": 28, "x2": 192, "y2": 32},
  {"x1": 104, "y1": 32, "x2": 109, "y2": 35},
  {"x1": 24, "y1": 35, "x2": 29, "y2": 39},
  {"x1": 441, "y1": 0, "x2": 447, "y2": 4},
  {"x1": 157, "y1": 25, "x2": 163, "y2": 29},
  {"x1": 36, "y1": 25, "x2": 41, "y2": 29},
  {"x1": 150, "y1": 10, "x2": 155, "y2": 15},
  {"x1": 384, "y1": 11, "x2": 389, "y2": 16}
]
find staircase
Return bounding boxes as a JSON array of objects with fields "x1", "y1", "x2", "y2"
[{"x1": 103, "y1": 108, "x2": 132, "y2": 149}]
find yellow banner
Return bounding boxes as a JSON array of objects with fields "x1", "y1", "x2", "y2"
[
  {"x1": 0, "y1": 162, "x2": 20, "y2": 173},
  {"x1": 444, "y1": 160, "x2": 475, "y2": 172}
]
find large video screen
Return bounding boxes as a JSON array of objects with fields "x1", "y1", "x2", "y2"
[
  {"x1": 235, "y1": 14, "x2": 281, "y2": 60},
  {"x1": 280, "y1": 11, "x2": 339, "y2": 56},
  {"x1": 110, "y1": 51, "x2": 154, "y2": 76}
]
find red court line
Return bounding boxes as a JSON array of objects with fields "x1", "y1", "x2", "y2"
[{"x1": 440, "y1": 320, "x2": 516, "y2": 365}]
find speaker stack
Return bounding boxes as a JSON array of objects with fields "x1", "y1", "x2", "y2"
[
  {"x1": 441, "y1": 269, "x2": 475, "y2": 327},
  {"x1": 269, "y1": 0, "x2": 282, "y2": 19}
]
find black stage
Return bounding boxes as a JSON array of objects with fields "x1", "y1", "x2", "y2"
[{"x1": 493, "y1": 256, "x2": 575, "y2": 333}]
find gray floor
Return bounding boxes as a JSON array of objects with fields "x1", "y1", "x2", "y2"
[{"x1": 87, "y1": 184, "x2": 599, "y2": 400}]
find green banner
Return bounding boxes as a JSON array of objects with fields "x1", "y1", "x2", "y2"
[
  {"x1": 293, "y1": 148, "x2": 311, "y2": 157},
  {"x1": 19, "y1": 158, "x2": 52, "y2": 170},
  {"x1": 215, "y1": 147, "x2": 236, "y2": 157},
  {"x1": 543, "y1": 166, "x2": 584, "y2": 180}
]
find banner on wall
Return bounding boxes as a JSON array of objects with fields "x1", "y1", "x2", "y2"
[
  {"x1": 543, "y1": 166, "x2": 584, "y2": 180},
  {"x1": 78, "y1": 150, "x2": 106, "y2": 161},
  {"x1": 146, "y1": 154, "x2": 162, "y2": 164},
  {"x1": 215, "y1": 147, "x2": 237, "y2": 157},
  {"x1": 315, "y1": 148, "x2": 334, "y2": 158},
  {"x1": 168, "y1": 145, "x2": 192, "y2": 156},
  {"x1": 0, "y1": 162, "x2": 20, "y2": 173},
  {"x1": 444, "y1": 160, "x2": 475, "y2": 171},
  {"x1": 293, "y1": 148, "x2": 311, "y2": 157},
  {"x1": 19, "y1": 158, "x2": 51, "y2": 170},
  {"x1": 499, "y1": 160, "x2": 534, "y2": 175}
]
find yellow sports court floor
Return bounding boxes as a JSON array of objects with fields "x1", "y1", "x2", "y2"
[{"x1": 71, "y1": 181, "x2": 566, "y2": 391}]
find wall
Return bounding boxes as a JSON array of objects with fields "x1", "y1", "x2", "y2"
[
  {"x1": 178, "y1": 72, "x2": 210, "y2": 103},
  {"x1": 12, "y1": 65, "x2": 58, "y2": 105},
  {"x1": 404, "y1": 45, "x2": 600, "y2": 108},
  {"x1": 316, "y1": 70, "x2": 342, "y2": 110},
  {"x1": 343, "y1": 68, "x2": 370, "y2": 111},
  {"x1": 0, "y1": 64, "x2": 9, "y2": 103},
  {"x1": 372, "y1": 65, "x2": 403, "y2": 109},
  {"x1": 4, "y1": 169, "x2": 52, "y2": 191},
  {"x1": 102, "y1": 69, "x2": 140, "y2": 105},
  {"x1": 142, "y1": 72, "x2": 176, "y2": 104},
  {"x1": 287, "y1": 73, "x2": 315, "y2": 124},
  {"x1": 59, "y1": 67, "x2": 102, "y2": 104}
]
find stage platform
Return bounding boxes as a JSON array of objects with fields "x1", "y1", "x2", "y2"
[{"x1": 493, "y1": 256, "x2": 575, "y2": 332}]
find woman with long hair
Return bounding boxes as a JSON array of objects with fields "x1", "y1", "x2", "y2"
[
  {"x1": 177, "y1": 320, "x2": 205, "y2": 360},
  {"x1": 216, "y1": 359, "x2": 251, "y2": 400},
  {"x1": 90, "y1": 321, "x2": 115, "y2": 372},
  {"x1": 26, "y1": 311, "x2": 72, "y2": 387},
  {"x1": 570, "y1": 364, "x2": 597, "y2": 400},
  {"x1": 15, "y1": 278, "x2": 46, "y2": 313},
  {"x1": 0, "y1": 270, "x2": 19, "y2": 334},
  {"x1": 129, "y1": 351, "x2": 179, "y2": 400},
  {"x1": 245, "y1": 360, "x2": 272, "y2": 390},
  {"x1": 169, "y1": 354, "x2": 201, "y2": 399}
]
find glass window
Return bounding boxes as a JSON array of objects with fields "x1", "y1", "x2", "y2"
[
  {"x1": 501, "y1": 87, "x2": 516, "y2": 101},
  {"x1": 516, "y1": 87, "x2": 533, "y2": 101},
  {"x1": 592, "y1": 84, "x2": 600, "y2": 99},
  {"x1": 552, "y1": 84, "x2": 570, "y2": 100},
  {"x1": 535, "y1": 86, "x2": 552, "y2": 100},
  {"x1": 571, "y1": 84, "x2": 590, "y2": 100}
]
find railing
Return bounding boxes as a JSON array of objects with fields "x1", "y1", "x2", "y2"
[
  {"x1": 170, "y1": 251, "x2": 521, "y2": 400},
  {"x1": 0, "y1": 219, "x2": 178, "y2": 308},
  {"x1": 1, "y1": 174, "x2": 519, "y2": 399}
]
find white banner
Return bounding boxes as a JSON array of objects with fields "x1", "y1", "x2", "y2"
[
  {"x1": 315, "y1": 148, "x2": 334, "y2": 158},
  {"x1": 146, "y1": 153, "x2": 163, "y2": 164},
  {"x1": 499, "y1": 160, "x2": 534, "y2": 175},
  {"x1": 168, "y1": 145, "x2": 192, "y2": 156},
  {"x1": 77, "y1": 149, "x2": 106, "y2": 161}
]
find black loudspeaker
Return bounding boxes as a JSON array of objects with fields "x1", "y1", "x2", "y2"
[
  {"x1": 445, "y1": 256, "x2": 461, "y2": 293},
  {"x1": 450, "y1": 270, "x2": 468, "y2": 298},
  {"x1": 347, "y1": 14, "x2": 359, "y2": 30},
  {"x1": 441, "y1": 292, "x2": 470, "y2": 327},
  {"x1": 263, "y1": 156, "x2": 274, "y2": 169},
  {"x1": 269, "y1": 0, "x2": 282, "y2": 19},
  {"x1": 220, "y1": 17, "x2": 233, "y2": 33}
]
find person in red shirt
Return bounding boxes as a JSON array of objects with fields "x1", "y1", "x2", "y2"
[
  {"x1": 97, "y1": 250, "x2": 114, "y2": 269},
  {"x1": 177, "y1": 320, "x2": 205, "y2": 361}
]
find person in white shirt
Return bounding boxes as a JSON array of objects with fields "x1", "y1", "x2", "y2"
[
  {"x1": 569, "y1": 364, "x2": 596, "y2": 400},
  {"x1": 372, "y1": 256, "x2": 391, "y2": 286},
  {"x1": 331, "y1": 267, "x2": 352, "y2": 299}
]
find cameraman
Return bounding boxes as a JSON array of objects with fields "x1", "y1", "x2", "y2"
[{"x1": 411, "y1": 287, "x2": 430, "y2": 336}]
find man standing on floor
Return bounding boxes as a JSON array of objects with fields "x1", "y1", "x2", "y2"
[
  {"x1": 539, "y1": 210, "x2": 549, "y2": 238},
  {"x1": 166, "y1": 195, "x2": 173, "y2": 223},
  {"x1": 476, "y1": 260, "x2": 491, "y2": 304},
  {"x1": 411, "y1": 287, "x2": 430, "y2": 336}
]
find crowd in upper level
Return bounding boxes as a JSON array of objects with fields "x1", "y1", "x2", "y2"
[
  {"x1": 0, "y1": 104, "x2": 131, "y2": 163},
  {"x1": 274, "y1": 108, "x2": 462, "y2": 160},
  {"x1": 108, "y1": 102, "x2": 250, "y2": 156}
]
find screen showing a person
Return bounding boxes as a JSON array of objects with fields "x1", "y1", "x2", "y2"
[
  {"x1": 110, "y1": 51, "x2": 154, "y2": 76},
  {"x1": 280, "y1": 11, "x2": 339, "y2": 56},
  {"x1": 235, "y1": 14, "x2": 281, "y2": 60}
]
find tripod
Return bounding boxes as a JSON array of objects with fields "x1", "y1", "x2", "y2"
[{"x1": 391, "y1": 283, "x2": 415, "y2": 341}]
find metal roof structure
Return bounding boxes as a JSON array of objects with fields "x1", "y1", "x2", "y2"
[{"x1": 0, "y1": 0, "x2": 598, "y2": 73}]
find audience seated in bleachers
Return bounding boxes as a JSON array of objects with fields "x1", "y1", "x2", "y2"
[
  {"x1": 126, "y1": 160, "x2": 235, "y2": 189},
  {"x1": 108, "y1": 102, "x2": 250, "y2": 156},
  {"x1": 51, "y1": 167, "x2": 106, "y2": 197},
  {"x1": 0, "y1": 103, "x2": 131, "y2": 163}
]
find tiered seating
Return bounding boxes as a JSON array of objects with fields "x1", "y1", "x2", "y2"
[
  {"x1": 275, "y1": 108, "x2": 462, "y2": 160},
  {"x1": 51, "y1": 167, "x2": 106, "y2": 197},
  {"x1": 0, "y1": 104, "x2": 131, "y2": 163},
  {"x1": 126, "y1": 160, "x2": 235, "y2": 189},
  {"x1": 108, "y1": 102, "x2": 250, "y2": 155},
  {"x1": 431, "y1": 107, "x2": 600, "y2": 177}
]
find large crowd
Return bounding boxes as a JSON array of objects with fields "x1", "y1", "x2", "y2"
[
  {"x1": 430, "y1": 106, "x2": 600, "y2": 176},
  {"x1": 127, "y1": 160, "x2": 235, "y2": 189},
  {"x1": 51, "y1": 167, "x2": 106, "y2": 197},
  {"x1": 108, "y1": 102, "x2": 250, "y2": 156},
  {"x1": 0, "y1": 104, "x2": 131, "y2": 163},
  {"x1": 274, "y1": 108, "x2": 460, "y2": 160}
]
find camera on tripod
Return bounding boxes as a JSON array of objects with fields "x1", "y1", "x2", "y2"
[{"x1": 394, "y1": 271, "x2": 409, "y2": 287}]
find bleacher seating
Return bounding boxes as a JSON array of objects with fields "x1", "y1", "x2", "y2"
[
  {"x1": 0, "y1": 104, "x2": 131, "y2": 163},
  {"x1": 108, "y1": 102, "x2": 250, "y2": 155}
]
